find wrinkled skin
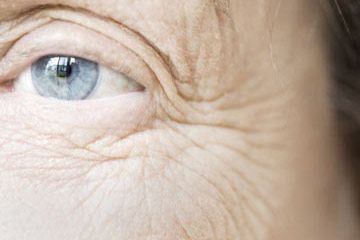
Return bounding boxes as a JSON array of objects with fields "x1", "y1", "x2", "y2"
[{"x1": 0, "y1": 0, "x2": 359, "y2": 239}]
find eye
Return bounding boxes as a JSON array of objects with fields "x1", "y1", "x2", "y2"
[
  {"x1": 13, "y1": 55, "x2": 145, "y2": 101},
  {"x1": 0, "y1": 20, "x2": 155, "y2": 101}
]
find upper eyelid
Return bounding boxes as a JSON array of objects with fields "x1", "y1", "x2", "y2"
[
  {"x1": 0, "y1": 21, "x2": 154, "y2": 89},
  {"x1": 0, "y1": 7, "x2": 180, "y2": 100}
]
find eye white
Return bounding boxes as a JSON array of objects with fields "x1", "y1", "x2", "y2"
[{"x1": 91, "y1": 66, "x2": 144, "y2": 99}]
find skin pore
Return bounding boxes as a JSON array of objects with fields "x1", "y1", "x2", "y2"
[{"x1": 0, "y1": 0, "x2": 359, "y2": 239}]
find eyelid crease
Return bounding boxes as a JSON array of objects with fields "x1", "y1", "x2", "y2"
[{"x1": 0, "y1": 16, "x2": 50, "y2": 57}]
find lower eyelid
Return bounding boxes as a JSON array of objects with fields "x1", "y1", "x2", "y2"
[{"x1": 0, "y1": 90, "x2": 155, "y2": 141}]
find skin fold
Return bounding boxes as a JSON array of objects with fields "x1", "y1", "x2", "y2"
[{"x1": 0, "y1": 0, "x2": 359, "y2": 239}]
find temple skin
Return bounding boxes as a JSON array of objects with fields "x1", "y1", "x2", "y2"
[{"x1": 0, "y1": 0, "x2": 359, "y2": 239}]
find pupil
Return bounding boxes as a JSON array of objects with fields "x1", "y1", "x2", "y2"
[{"x1": 56, "y1": 57, "x2": 73, "y2": 79}]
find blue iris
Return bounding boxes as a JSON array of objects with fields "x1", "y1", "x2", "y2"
[{"x1": 31, "y1": 56, "x2": 99, "y2": 100}]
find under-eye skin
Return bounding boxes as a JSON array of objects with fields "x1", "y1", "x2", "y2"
[{"x1": 32, "y1": 55, "x2": 99, "y2": 100}]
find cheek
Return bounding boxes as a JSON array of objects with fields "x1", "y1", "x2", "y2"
[{"x1": 0, "y1": 90, "x2": 283, "y2": 239}]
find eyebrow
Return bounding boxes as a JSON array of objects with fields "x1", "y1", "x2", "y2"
[{"x1": 0, "y1": 0, "x2": 231, "y2": 22}]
